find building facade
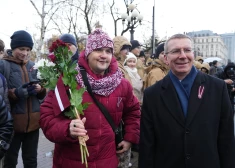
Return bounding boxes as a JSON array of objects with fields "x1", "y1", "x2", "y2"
[
  {"x1": 186, "y1": 30, "x2": 227, "y2": 64},
  {"x1": 220, "y1": 33, "x2": 235, "y2": 62}
]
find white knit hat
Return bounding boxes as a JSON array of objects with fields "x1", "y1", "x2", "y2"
[{"x1": 124, "y1": 52, "x2": 137, "y2": 65}]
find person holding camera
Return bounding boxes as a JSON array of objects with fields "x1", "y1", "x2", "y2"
[
  {"x1": 40, "y1": 29, "x2": 140, "y2": 168},
  {"x1": 0, "y1": 30, "x2": 46, "y2": 168},
  {"x1": 214, "y1": 62, "x2": 235, "y2": 113}
]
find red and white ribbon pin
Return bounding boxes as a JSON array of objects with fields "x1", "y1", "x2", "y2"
[{"x1": 198, "y1": 86, "x2": 204, "y2": 99}]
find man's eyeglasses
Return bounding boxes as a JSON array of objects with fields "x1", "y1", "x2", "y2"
[{"x1": 165, "y1": 48, "x2": 194, "y2": 55}]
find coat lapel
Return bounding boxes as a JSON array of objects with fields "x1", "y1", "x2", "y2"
[
  {"x1": 186, "y1": 72, "x2": 206, "y2": 127},
  {"x1": 161, "y1": 75, "x2": 185, "y2": 127}
]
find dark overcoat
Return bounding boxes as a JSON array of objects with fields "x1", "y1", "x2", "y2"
[{"x1": 139, "y1": 71, "x2": 235, "y2": 168}]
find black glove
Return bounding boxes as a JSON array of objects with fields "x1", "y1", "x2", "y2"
[
  {"x1": 14, "y1": 84, "x2": 37, "y2": 98},
  {"x1": 22, "y1": 82, "x2": 31, "y2": 88},
  {"x1": 27, "y1": 85, "x2": 37, "y2": 96}
]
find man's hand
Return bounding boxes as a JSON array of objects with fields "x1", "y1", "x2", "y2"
[
  {"x1": 224, "y1": 79, "x2": 233, "y2": 85},
  {"x1": 116, "y1": 140, "x2": 132, "y2": 154},
  {"x1": 34, "y1": 84, "x2": 42, "y2": 93}
]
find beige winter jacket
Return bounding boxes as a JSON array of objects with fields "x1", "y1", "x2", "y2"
[
  {"x1": 144, "y1": 59, "x2": 169, "y2": 89},
  {"x1": 113, "y1": 36, "x2": 132, "y2": 84}
]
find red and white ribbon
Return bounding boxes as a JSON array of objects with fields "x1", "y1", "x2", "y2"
[{"x1": 198, "y1": 86, "x2": 204, "y2": 99}]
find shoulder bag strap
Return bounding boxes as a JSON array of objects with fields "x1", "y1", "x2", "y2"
[
  {"x1": 80, "y1": 68, "x2": 118, "y2": 133},
  {"x1": 0, "y1": 73, "x2": 6, "y2": 91},
  {"x1": 2, "y1": 60, "x2": 10, "y2": 86}
]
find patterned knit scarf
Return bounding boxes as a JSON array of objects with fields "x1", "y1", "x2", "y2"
[{"x1": 76, "y1": 66, "x2": 123, "y2": 96}]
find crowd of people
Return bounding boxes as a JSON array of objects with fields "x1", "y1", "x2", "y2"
[{"x1": 0, "y1": 28, "x2": 234, "y2": 168}]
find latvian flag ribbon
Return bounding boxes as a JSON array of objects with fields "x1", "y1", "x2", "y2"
[{"x1": 55, "y1": 75, "x2": 71, "y2": 112}]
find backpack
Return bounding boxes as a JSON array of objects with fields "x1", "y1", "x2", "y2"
[{"x1": 1, "y1": 60, "x2": 10, "y2": 88}]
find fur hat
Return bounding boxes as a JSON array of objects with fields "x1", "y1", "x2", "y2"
[
  {"x1": 85, "y1": 29, "x2": 113, "y2": 57},
  {"x1": 60, "y1": 34, "x2": 77, "y2": 47},
  {"x1": 194, "y1": 60, "x2": 203, "y2": 70},
  {"x1": 10, "y1": 30, "x2": 33, "y2": 50},
  {"x1": 201, "y1": 62, "x2": 210, "y2": 71},
  {"x1": 155, "y1": 43, "x2": 165, "y2": 59},
  {"x1": 123, "y1": 52, "x2": 137, "y2": 65},
  {"x1": 113, "y1": 36, "x2": 131, "y2": 57},
  {"x1": 130, "y1": 40, "x2": 141, "y2": 51},
  {"x1": 195, "y1": 56, "x2": 204, "y2": 62}
]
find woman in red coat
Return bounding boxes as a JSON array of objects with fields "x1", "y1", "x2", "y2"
[{"x1": 40, "y1": 29, "x2": 140, "y2": 168}]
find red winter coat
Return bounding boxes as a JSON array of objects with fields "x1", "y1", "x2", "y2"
[{"x1": 39, "y1": 52, "x2": 140, "y2": 168}]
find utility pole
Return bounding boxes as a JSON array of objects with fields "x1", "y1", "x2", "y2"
[{"x1": 152, "y1": 0, "x2": 156, "y2": 55}]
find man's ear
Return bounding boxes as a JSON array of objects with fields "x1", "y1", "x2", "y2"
[{"x1": 164, "y1": 54, "x2": 168, "y2": 64}]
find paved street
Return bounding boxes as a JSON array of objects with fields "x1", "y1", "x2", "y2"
[
  {"x1": 15, "y1": 115, "x2": 235, "y2": 168},
  {"x1": 16, "y1": 129, "x2": 138, "y2": 168},
  {"x1": 17, "y1": 129, "x2": 54, "y2": 168}
]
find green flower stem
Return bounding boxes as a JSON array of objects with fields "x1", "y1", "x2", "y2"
[
  {"x1": 80, "y1": 143, "x2": 84, "y2": 163},
  {"x1": 84, "y1": 146, "x2": 88, "y2": 168},
  {"x1": 69, "y1": 89, "x2": 89, "y2": 167}
]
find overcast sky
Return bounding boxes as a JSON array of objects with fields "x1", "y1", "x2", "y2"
[{"x1": 1, "y1": 0, "x2": 235, "y2": 48}]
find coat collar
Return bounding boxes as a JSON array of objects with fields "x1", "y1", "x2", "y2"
[
  {"x1": 161, "y1": 75, "x2": 185, "y2": 127},
  {"x1": 186, "y1": 72, "x2": 206, "y2": 126},
  {"x1": 160, "y1": 72, "x2": 206, "y2": 127}
]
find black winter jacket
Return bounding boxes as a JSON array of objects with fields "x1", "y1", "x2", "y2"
[{"x1": 0, "y1": 95, "x2": 13, "y2": 159}]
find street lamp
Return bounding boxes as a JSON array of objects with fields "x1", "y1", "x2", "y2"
[{"x1": 121, "y1": 3, "x2": 143, "y2": 41}]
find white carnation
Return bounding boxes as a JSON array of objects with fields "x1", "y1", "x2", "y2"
[
  {"x1": 37, "y1": 71, "x2": 42, "y2": 79},
  {"x1": 33, "y1": 59, "x2": 49, "y2": 69},
  {"x1": 46, "y1": 61, "x2": 55, "y2": 67}
]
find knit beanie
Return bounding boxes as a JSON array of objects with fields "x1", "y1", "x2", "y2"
[
  {"x1": 60, "y1": 34, "x2": 77, "y2": 47},
  {"x1": 123, "y1": 52, "x2": 137, "y2": 65},
  {"x1": 10, "y1": 30, "x2": 34, "y2": 50},
  {"x1": 85, "y1": 28, "x2": 113, "y2": 57},
  {"x1": 139, "y1": 50, "x2": 145, "y2": 57},
  {"x1": 213, "y1": 60, "x2": 218, "y2": 66},
  {"x1": 155, "y1": 43, "x2": 165, "y2": 59},
  {"x1": 130, "y1": 40, "x2": 141, "y2": 51}
]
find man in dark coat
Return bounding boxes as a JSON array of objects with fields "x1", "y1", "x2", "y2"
[
  {"x1": 139, "y1": 34, "x2": 235, "y2": 168},
  {"x1": 214, "y1": 62, "x2": 235, "y2": 113}
]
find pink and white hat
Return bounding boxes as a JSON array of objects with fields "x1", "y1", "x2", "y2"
[{"x1": 85, "y1": 28, "x2": 114, "y2": 57}]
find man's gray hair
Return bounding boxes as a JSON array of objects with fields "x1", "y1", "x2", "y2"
[{"x1": 164, "y1": 34, "x2": 193, "y2": 54}]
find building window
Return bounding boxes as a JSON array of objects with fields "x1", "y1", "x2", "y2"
[{"x1": 211, "y1": 44, "x2": 213, "y2": 48}]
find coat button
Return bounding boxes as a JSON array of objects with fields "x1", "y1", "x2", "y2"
[
  {"x1": 185, "y1": 128, "x2": 190, "y2": 134},
  {"x1": 186, "y1": 154, "x2": 191, "y2": 160}
]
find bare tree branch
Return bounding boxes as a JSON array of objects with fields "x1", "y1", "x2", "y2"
[{"x1": 30, "y1": 0, "x2": 42, "y2": 17}]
